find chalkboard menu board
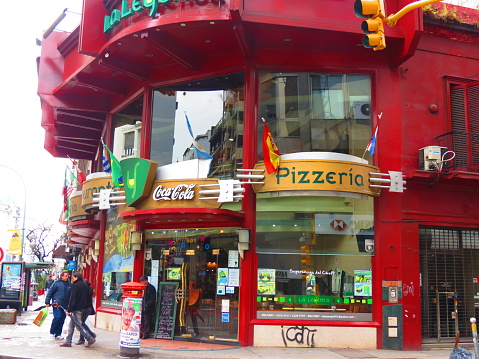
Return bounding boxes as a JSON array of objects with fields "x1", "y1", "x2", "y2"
[{"x1": 155, "y1": 282, "x2": 179, "y2": 340}]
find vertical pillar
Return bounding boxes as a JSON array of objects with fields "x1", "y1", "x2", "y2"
[{"x1": 238, "y1": 63, "x2": 258, "y2": 346}]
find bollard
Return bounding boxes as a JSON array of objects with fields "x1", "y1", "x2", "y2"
[
  {"x1": 470, "y1": 317, "x2": 479, "y2": 359},
  {"x1": 119, "y1": 282, "x2": 146, "y2": 357}
]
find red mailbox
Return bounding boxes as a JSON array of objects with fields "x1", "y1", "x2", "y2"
[{"x1": 119, "y1": 282, "x2": 146, "y2": 356}]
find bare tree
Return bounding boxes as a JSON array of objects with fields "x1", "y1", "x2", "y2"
[{"x1": 25, "y1": 224, "x2": 63, "y2": 262}]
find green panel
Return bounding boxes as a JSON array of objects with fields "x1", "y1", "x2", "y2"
[
  {"x1": 382, "y1": 304, "x2": 403, "y2": 350},
  {"x1": 296, "y1": 296, "x2": 333, "y2": 305}
]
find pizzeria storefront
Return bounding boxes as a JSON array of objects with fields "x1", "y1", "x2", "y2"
[{"x1": 38, "y1": 0, "x2": 415, "y2": 350}]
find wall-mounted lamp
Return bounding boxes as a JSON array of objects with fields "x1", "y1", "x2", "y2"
[
  {"x1": 92, "y1": 239, "x2": 100, "y2": 256},
  {"x1": 130, "y1": 231, "x2": 143, "y2": 252},
  {"x1": 237, "y1": 229, "x2": 250, "y2": 259}
]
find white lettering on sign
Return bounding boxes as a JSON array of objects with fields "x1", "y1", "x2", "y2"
[{"x1": 152, "y1": 184, "x2": 196, "y2": 201}]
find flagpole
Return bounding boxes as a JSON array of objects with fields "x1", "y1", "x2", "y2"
[{"x1": 362, "y1": 112, "x2": 382, "y2": 160}]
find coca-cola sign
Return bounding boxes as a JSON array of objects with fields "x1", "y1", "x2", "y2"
[{"x1": 152, "y1": 184, "x2": 196, "y2": 201}]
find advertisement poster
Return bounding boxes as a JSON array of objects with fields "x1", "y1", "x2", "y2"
[
  {"x1": 103, "y1": 208, "x2": 135, "y2": 273},
  {"x1": 258, "y1": 268, "x2": 276, "y2": 295},
  {"x1": 167, "y1": 268, "x2": 181, "y2": 280},
  {"x1": 0, "y1": 262, "x2": 23, "y2": 300},
  {"x1": 119, "y1": 297, "x2": 142, "y2": 348},
  {"x1": 354, "y1": 270, "x2": 372, "y2": 296},
  {"x1": 217, "y1": 268, "x2": 229, "y2": 285}
]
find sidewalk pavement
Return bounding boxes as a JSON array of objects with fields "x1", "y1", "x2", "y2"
[{"x1": 0, "y1": 298, "x2": 468, "y2": 359}]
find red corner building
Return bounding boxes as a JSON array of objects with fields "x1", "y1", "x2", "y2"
[{"x1": 37, "y1": 0, "x2": 479, "y2": 350}]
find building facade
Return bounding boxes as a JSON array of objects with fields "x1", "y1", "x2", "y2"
[{"x1": 37, "y1": 0, "x2": 479, "y2": 350}]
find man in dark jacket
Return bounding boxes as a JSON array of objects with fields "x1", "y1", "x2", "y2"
[
  {"x1": 59, "y1": 273, "x2": 96, "y2": 348},
  {"x1": 139, "y1": 276, "x2": 157, "y2": 340},
  {"x1": 45, "y1": 271, "x2": 72, "y2": 340}
]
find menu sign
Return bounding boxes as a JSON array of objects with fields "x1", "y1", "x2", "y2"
[{"x1": 155, "y1": 282, "x2": 179, "y2": 340}]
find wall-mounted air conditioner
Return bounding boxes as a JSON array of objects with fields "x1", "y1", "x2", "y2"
[
  {"x1": 353, "y1": 101, "x2": 371, "y2": 121},
  {"x1": 113, "y1": 122, "x2": 142, "y2": 160},
  {"x1": 419, "y1": 146, "x2": 448, "y2": 170}
]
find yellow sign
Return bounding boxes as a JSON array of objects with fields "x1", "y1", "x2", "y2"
[
  {"x1": 124, "y1": 179, "x2": 222, "y2": 211},
  {"x1": 253, "y1": 160, "x2": 380, "y2": 197},
  {"x1": 8, "y1": 229, "x2": 22, "y2": 255},
  {"x1": 69, "y1": 192, "x2": 88, "y2": 219},
  {"x1": 82, "y1": 174, "x2": 115, "y2": 212}
]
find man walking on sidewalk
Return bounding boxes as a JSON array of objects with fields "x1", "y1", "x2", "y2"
[
  {"x1": 45, "y1": 271, "x2": 72, "y2": 340},
  {"x1": 59, "y1": 272, "x2": 96, "y2": 348}
]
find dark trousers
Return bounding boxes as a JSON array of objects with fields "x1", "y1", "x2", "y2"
[
  {"x1": 141, "y1": 311, "x2": 153, "y2": 338},
  {"x1": 50, "y1": 306, "x2": 66, "y2": 337},
  {"x1": 79, "y1": 310, "x2": 96, "y2": 342}
]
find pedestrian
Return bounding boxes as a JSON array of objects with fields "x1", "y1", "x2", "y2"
[
  {"x1": 45, "y1": 271, "x2": 72, "y2": 340},
  {"x1": 59, "y1": 272, "x2": 96, "y2": 348},
  {"x1": 139, "y1": 275, "x2": 157, "y2": 340},
  {"x1": 75, "y1": 279, "x2": 96, "y2": 345},
  {"x1": 45, "y1": 275, "x2": 54, "y2": 296}
]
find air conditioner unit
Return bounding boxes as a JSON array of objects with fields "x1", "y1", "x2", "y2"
[
  {"x1": 113, "y1": 122, "x2": 142, "y2": 160},
  {"x1": 419, "y1": 146, "x2": 448, "y2": 170},
  {"x1": 353, "y1": 101, "x2": 371, "y2": 120}
]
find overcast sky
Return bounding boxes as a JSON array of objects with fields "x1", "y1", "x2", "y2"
[{"x1": 0, "y1": 0, "x2": 82, "y2": 234}]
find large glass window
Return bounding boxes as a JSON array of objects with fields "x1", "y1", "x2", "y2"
[
  {"x1": 256, "y1": 196, "x2": 373, "y2": 321},
  {"x1": 112, "y1": 96, "x2": 143, "y2": 160},
  {"x1": 150, "y1": 73, "x2": 244, "y2": 179},
  {"x1": 258, "y1": 72, "x2": 372, "y2": 157}
]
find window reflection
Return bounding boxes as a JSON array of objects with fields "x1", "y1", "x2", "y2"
[
  {"x1": 151, "y1": 73, "x2": 244, "y2": 179},
  {"x1": 258, "y1": 72, "x2": 372, "y2": 157}
]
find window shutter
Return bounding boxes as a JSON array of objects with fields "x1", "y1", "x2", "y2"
[
  {"x1": 450, "y1": 86, "x2": 467, "y2": 168},
  {"x1": 467, "y1": 83, "x2": 479, "y2": 167}
]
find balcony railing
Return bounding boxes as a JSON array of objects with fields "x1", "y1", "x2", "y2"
[{"x1": 435, "y1": 130, "x2": 479, "y2": 172}]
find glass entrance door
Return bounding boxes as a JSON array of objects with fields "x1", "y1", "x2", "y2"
[{"x1": 149, "y1": 228, "x2": 240, "y2": 341}]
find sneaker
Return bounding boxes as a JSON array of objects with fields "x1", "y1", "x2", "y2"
[
  {"x1": 59, "y1": 343, "x2": 72, "y2": 347},
  {"x1": 55, "y1": 336, "x2": 64, "y2": 340},
  {"x1": 75, "y1": 341, "x2": 85, "y2": 345},
  {"x1": 85, "y1": 339, "x2": 96, "y2": 348}
]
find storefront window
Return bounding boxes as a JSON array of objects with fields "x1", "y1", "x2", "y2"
[
  {"x1": 256, "y1": 196, "x2": 374, "y2": 321},
  {"x1": 144, "y1": 228, "x2": 240, "y2": 340},
  {"x1": 150, "y1": 73, "x2": 244, "y2": 179},
  {"x1": 258, "y1": 72, "x2": 372, "y2": 157},
  {"x1": 112, "y1": 96, "x2": 143, "y2": 160},
  {"x1": 101, "y1": 208, "x2": 135, "y2": 309}
]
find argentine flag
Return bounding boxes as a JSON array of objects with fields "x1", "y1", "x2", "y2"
[{"x1": 185, "y1": 113, "x2": 213, "y2": 160}]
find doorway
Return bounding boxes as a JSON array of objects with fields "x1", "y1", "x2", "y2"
[
  {"x1": 420, "y1": 226, "x2": 479, "y2": 342},
  {"x1": 148, "y1": 228, "x2": 240, "y2": 342}
]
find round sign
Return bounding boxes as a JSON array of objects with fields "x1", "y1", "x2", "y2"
[{"x1": 0, "y1": 247, "x2": 4, "y2": 262}]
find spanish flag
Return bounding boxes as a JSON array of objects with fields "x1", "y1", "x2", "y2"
[{"x1": 262, "y1": 118, "x2": 280, "y2": 174}]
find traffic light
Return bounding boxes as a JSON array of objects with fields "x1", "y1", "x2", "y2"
[
  {"x1": 301, "y1": 245, "x2": 312, "y2": 267},
  {"x1": 354, "y1": 0, "x2": 386, "y2": 51}
]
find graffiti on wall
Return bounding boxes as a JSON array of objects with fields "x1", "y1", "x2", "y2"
[{"x1": 281, "y1": 325, "x2": 317, "y2": 347}]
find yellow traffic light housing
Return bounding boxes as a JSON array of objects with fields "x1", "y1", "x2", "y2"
[
  {"x1": 300, "y1": 245, "x2": 312, "y2": 267},
  {"x1": 362, "y1": 18, "x2": 386, "y2": 50},
  {"x1": 354, "y1": 0, "x2": 386, "y2": 51},
  {"x1": 354, "y1": 0, "x2": 445, "y2": 51}
]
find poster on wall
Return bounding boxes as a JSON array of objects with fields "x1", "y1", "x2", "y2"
[
  {"x1": 354, "y1": 270, "x2": 372, "y2": 296},
  {"x1": 258, "y1": 268, "x2": 276, "y2": 295},
  {"x1": 0, "y1": 262, "x2": 23, "y2": 300},
  {"x1": 103, "y1": 208, "x2": 135, "y2": 273},
  {"x1": 119, "y1": 297, "x2": 142, "y2": 348}
]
